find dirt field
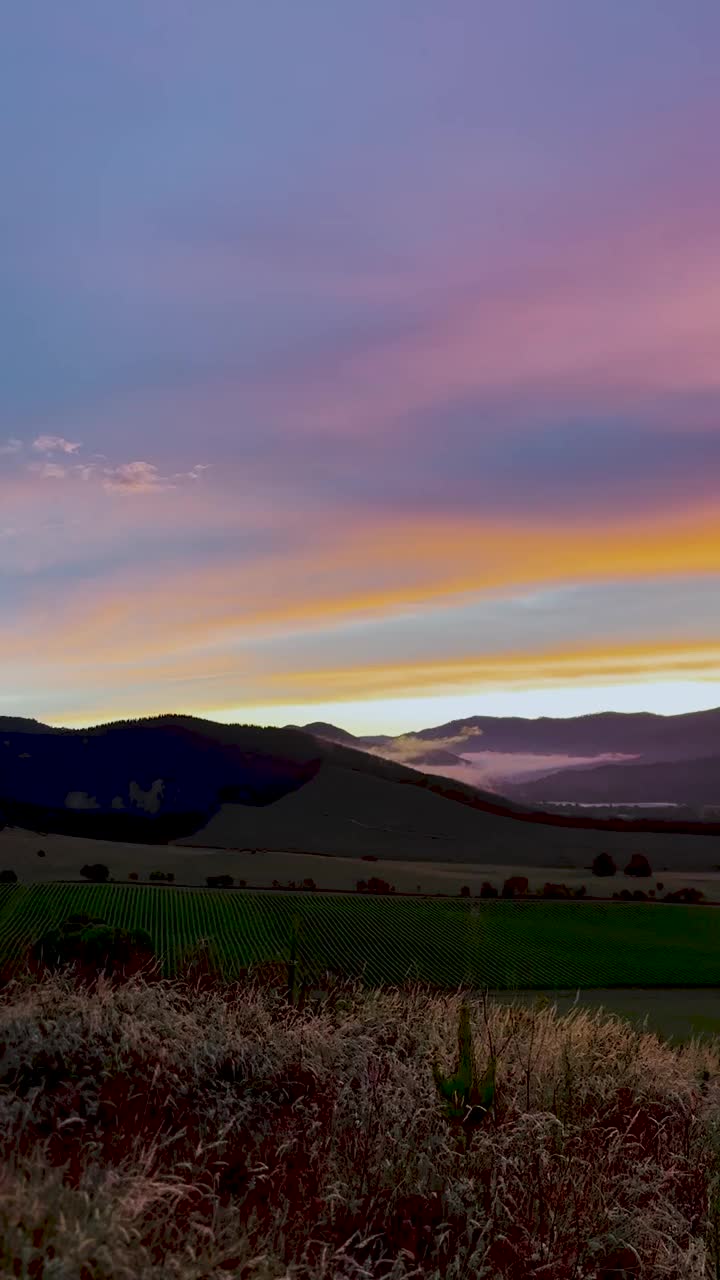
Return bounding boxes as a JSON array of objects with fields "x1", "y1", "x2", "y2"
[{"x1": 2, "y1": 824, "x2": 720, "y2": 900}]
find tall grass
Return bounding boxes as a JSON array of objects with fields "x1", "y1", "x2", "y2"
[{"x1": 2, "y1": 969, "x2": 720, "y2": 1277}]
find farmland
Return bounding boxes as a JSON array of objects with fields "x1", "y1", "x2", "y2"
[{"x1": 3, "y1": 881, "x2": 720, "y2": 992}]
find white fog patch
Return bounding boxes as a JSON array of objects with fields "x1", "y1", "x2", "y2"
[
  {"x1": 129, "y1": 779, "x2": 164, "y2": 813},
  {"x1": 65, "y1": 791, "x2": 100, "y2": 809}
]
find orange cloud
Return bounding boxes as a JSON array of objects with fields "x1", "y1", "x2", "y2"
[
  {"x1": 5, "y1": 503, "x2": 720, "y2": 669},
  {"x1": 261, "y1": 641, "x2": 720, "y2": 704}
]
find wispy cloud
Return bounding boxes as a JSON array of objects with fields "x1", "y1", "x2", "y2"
[
  {"x1": 0, "y1": 438, "x2": 23, "y2": 456},
  {"x1": 29, "y1": 461, "x2": 68, "y2": 479},
  {"x1": 102, "y1": 460, "x2": 174, "y2": 494},
  {"x1": 32, "y1": 435, "x2": 82, "y2": 455}
]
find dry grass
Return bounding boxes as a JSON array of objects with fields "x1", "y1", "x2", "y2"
[{"x1": 2, "y1": 970, "x2": 720, "y2": 1278}]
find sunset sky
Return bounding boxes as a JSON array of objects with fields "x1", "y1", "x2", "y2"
[{"x1": 2, "y1": 2, "x2": 720, "y2": 733}]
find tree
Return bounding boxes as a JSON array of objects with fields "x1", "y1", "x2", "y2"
[
  {"x1": 541, "y1": 882, "x2": 572, "y2": 899},
  {"x1": 0, "y1": 869, "x2": 17, "y2": 883},
  {"x1": 206, "y1": 874, "x2": 234, "y2": 888},
  {"x1": 624, "y1": 853, "x2": 652, "y2": 878},
  {"x1": 128, "y1": 872, "x2": 139, "y2": 881},
  {"x1": 80, "y1": 863, "x2": 109, "y2": 883},
  {"x1": 502, "y1": 876, "x2": 528, "y2": 899},
  {"x1": 356, "y1": 877, "x2": 395, "y2": 894},
  {"x1": 459, "y1": 885, "x2": 471, "y2": 897},
  {"x1": 479, "y1": 881, "x2": 498, "y2": 898},
  {"x1": 149, "y1": 870, "x2": 174, "y2": 883},
  {"x1": 663, "y1": 886, "x2": 705, "y2": 904},
  {"x1": 592, "y1": 852, "x2": 616, "y2": 877}
]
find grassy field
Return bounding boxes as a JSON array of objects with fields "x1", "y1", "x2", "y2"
[
  {"x1": 4, "y1": 824, "x2": 720, "y2": 898},
  {"x1": 4, "y1": 881, "x2": 720, "y2": 995},
  {"x1": 3, "y1": 973, "x2": 720, "y2": 1277}
]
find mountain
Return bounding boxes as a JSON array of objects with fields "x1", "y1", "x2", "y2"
[
  {"x1": 512, "y1": 754, "x2": 720, "y2": 808},
  {"x1": 0, "y1": 717, "x2": 57, "y2": 735},
  {"x1": 3, "y1": 713, "x2": 720, "y2": 868},
  {"x1": 297, "y1": 709, "x2": 720, "y2": 798},
  {"x1": 299, "y1": 722, "x2": 470, "y2": 768},
  {"x1": 387, "y1": 709, "x2": 720, "y2": 761}
]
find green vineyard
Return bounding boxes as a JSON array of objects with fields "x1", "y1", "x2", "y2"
[{"x1": 1, "y1": 883, "x2": 720, "y2": 988}]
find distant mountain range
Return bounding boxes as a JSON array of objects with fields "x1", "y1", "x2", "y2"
[
  {"x1": 293, "y1": 709, "x2": 720, "y2": 806},
  {"x1": 2, "y1": 712, "x2": 720, "y2": 867}
]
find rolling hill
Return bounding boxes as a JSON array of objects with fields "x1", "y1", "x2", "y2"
[
  {"x1": 513, "y1": 754, "x2": 720, "y2": 808},
  {"x1": 3, "y1": 714, "x2": 720, "y2": 869}
]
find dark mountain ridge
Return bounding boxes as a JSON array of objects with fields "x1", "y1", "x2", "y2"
[
  {"x1": 514, "y1": 753, "x2": 720, "y2": 808},
  {"x1": 379, "y1": 708, "x2": 720, "y2": 760},
  {"x1": 3, "y1": 716, "x2": 720, "y2": 864}
]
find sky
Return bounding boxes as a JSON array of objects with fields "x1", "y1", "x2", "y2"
[{"x1": 2, "y1": 1, "x2": 720, "y2": 734}]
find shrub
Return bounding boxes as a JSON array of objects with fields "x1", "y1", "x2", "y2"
[
  {"x1": 663, "y1": 887, "x2": 706, "y2": 904},
  {"x1": 237, "y1": 879, "x2": 247, "y2": 888},
  {"x1": 479, "y1": 881, "x2": 498, "y2": 898},
  {"x1": 128, "y1": 872, "x2": 139, "y2": 881},
  {"x1": 30, "y1": 915, "x2": 155, "y2": 981},
  {"x1": 80, "y1": 863, "x2": 109, "y2": 883},
  {"x1": 625, "y1": 853, "x2": 652, "y2": 878},
  {"x1": 149, "y1": 871, "x2": 174, "y2": 883},
  {"x1": 206, "y1": 874, "x2": 234, "y2": 888},
  {"x1": 592, "y1": 852, "x2": 616, "y2": 877},
  {"x1": 302, "y1": 877, "x2": 317, "y2": 891},
  {"x1": 432, "y1": 1004, "x2": 495, "y2": 1138},
  {"x1": 356, "y1": 877, "x2": 395, "y2": 894},
  {"x1": 541, "y1": 882, "x2": 572, "y2": 899},
  {"x1": 459, "y1": 885, "x2": 471, "y2": 897},
  {"x1": 0, "y1": 868, "x2": 17, "y2": 883},
  {"x1": 502, "y1": 876, "x2": 528, "y2": 899}
]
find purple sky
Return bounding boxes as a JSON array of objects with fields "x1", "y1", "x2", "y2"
[{"x1": 2, "y1": 2, "x2": 720, "y2": 730}]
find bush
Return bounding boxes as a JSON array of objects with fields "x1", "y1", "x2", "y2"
[
  {"x1": 149, "y1": 871, "x2": 174, "y2": 883},
  {"x1": 592, "y1": 852, "x2": 616, "y2": 877},
  {"x1": 356, "y1": 877, "x2": 395, "y2": 894},
  {"x1": 0, "y1": 868, "x2": 17, "y2": 883},
  {"x1": 237, "y1": 879, "x2": 247, "y2": 888},
  {"x1": 479, "y1": 881, "x2": 498, "y2": 898},
  {"x1": 206, "y1": 875, "x2": 234, "y2": 889},
  {"x1": 625, "y1": 853, "x2": 652, "y2": 878},
  {"x1": 128, "y1": 872, "x2": 139, "y2": 881},
  {"x1": 80, "y1": 863, "x2": 109, "y2": 883},
  {"x1": 459, "y1": 885, "x2": 471, "y2": 897},
  {"x1": 502, "y1": 876, "x2": 529, "y2": 899},
  {"x1": 302, "y1": 877, "x2": 317, "y2": 891},
  {"x1": 30, "y1": 914, "x2": 155, "y2": 981},
  {"x1": 663, "y1": 887, "x2": 706, "y2": 905},
  {"x1": 540, "y1": 882, "x2": 572, "y2": 899}
]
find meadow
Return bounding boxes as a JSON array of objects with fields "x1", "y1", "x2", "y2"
[{"x1": 3, "y1": 971, "x2": 720, "y2": 1278}]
